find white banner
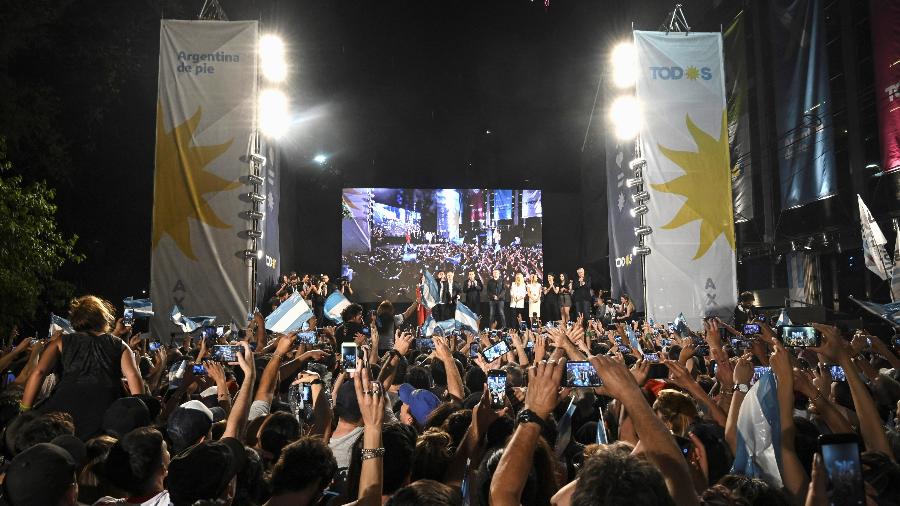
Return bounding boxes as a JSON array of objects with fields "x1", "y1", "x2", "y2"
[
  {"x1": 635, "y1": 31, "x2": 737, "y2": 328},
  {"x1": 150, "y1": 20, "x2": 258, "y2": 340}
]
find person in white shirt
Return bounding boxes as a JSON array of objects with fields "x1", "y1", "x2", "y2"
[
  {"x1": 526, "y1": 273, "x2": 542, "y2": 322},
  {"x1": 509, "y1": 272, "x2": 527, "y2": 323}
]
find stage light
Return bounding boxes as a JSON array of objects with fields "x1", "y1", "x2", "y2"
[
  {"x1": 630, "y1": 205, "x2": 648, "y2": 218},
  {"x1": 610, "y1": 42, "x2": 637, "y2": 89},
  {"x1": 634, "y1": 226, "x2": 653, "y2": 237},
  {"x1": 625, "y1": 177, "x2": 643, "y2": 188},
  {"x1": 631, "y1": 191, "x2": 650, "y2": 202},
  {"x1": 245, "y1": 174, "x2": 264, "y2": 186},
  {"x1": 314, "y1": 154, "x2": 328, "y2": 164},
  {"x1": 803, "y1": 237, "x2": 814, "y2": 250},
  {"x1": 241, "y1": 210, "x2": 265, "y2": 220},
  {"x1": 259, "y1": 89, "x2": 290, "y2": 138},
  {"x1": 243, "y1": 249, "x2": 264, "y2": 260},
  {"x1": 628, "y1": 157, "x2": 646, "y2": 172},
  {"x1": 632, "y1": 246, "x2": 651, "y2": 256},
  {"x1": 610, "y1": 95, "x2": 642, "y2": 140},
  {"x1": 246, "y1": 192, "x2": 266, "y2": 203},
  {"x1": 245, "y1": 230, "x2": 263, "y2": 239},
  {"x1": 259, "y1": 34, "x2": 287, "y2": 82},
  {"x1": 250, "y1": 153, "x2": 267, "y2": 166},
  {"x1": 790, "y1": 240, "x2": 798, "y2": 252}
]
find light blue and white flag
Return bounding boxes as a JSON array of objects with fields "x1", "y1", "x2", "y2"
[
  {"x1": 170, "y1": 305, "x2": 184, "y2": 327},
  {"x1": 421, "y1": 270, "x2": 439, "y2": 309},
  {"x1": 265, "y1": 293, "x2": 314, "y2": 333},
  {"x1": 455, "y1": 302, "x2": 479, "y2": 333},
  {"x1": 421, "y1": 315, "x2": 457, "y2": 337},
  {"x1": 595, "y1": 408, "x2": 609, "y2": 445},
  {"x1": 448, "y1": 254, "x2": 462, "y2": 265},
  {"x1": 849, "y1": 297, "x2": 900, "y2": 328},
  {"x1": 776, "y1": 308, "x2": 793, "y2": 326},
  {"x1": 124, "y1": 297, "x2": 154, "y2": 317},
  {"x1": 731, "y1": 369, "x2": 783, "y2": 487},
  {"x1": 49, "y1": 313, "x2": 75, "y2": 336},
  {"x1": 324, "y1": 291, "x2": 351, "y2": 324},
  {"x1": 626, "y1": 324, "x2": 643, "y2": 355},
  {"x1": 170, "y1": 305, "x2": 215, "y2": 333},
  {"x1": 555, "y1": 397, "x2": 577, "y2": 459}
]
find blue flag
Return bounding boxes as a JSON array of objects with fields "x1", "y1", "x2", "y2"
[
  {"x1": 170, "y1": 305, "x2": 215, "y2": 333},
  {"x1": 849, "y1": 297, "x2": 900, "y2": 328},
  {"x1": 265, "y1": 293, "x2": 314, "y2": 333},
  {"x1": 123, "y1": 297, "x2": 154, "y2": 317},
  {"x1": 626, "y1": 325, "x2": 643, "y2": 355},
  {"x1": 731, "y1": 370, "x2": 783, "y2": 487},
  {"x1": 555, "y1": 397, "x2": 577, "y2": 459},
  {"x1": 421, "y1": 315, "x2": 456, "y2": 337},
  {"x1": 49, "y1": 313, "x2": 74, "y2": 336},
  {"x1": 324, "y1": 292, "x2": 351, "y2": 324},
  {"x1": 454, "y1": 302, "x2": 479, "y2": 333},
  {"x1": 421, "y1": 270, "x2": 439, "y2": 309}
]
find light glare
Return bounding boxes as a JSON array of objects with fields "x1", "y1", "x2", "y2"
[
  {"x1": 259, "y1": 34, "x2": 287, "y2": 82},
  {"x1": 611, "y1": 42, "x2": 637, "y2": 88},
  {"x1": 259, "y1": 89, "x2": 290, "y2": 138},
  {"x1": 314, "y1": 154, "x2": 328, "y2": 164},
  {"x1": 610, "y1": 95, "x2": 642, "y2": 140}
]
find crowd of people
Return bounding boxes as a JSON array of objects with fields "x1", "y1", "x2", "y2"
[{"x1": 1, "y1": 286, "x2": 899, "y2": 506}]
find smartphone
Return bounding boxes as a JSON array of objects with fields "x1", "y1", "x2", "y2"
[
  {"x1": 123, "y1": 308, "x2": 135, "y2": 327},
  {"x1": 519, "y1": 321, "x2": 528, "y2": 332},
  {"x1": 751, "y1": 366, "x2": 771, "y2": 385},
  {"x1": 564, "y1": 361, "x2": 603, "y2": 388},
  {"x1": 779, "y1": 325, "x2": 821, "y2": 348},
  {"x1": 416, "y1": 338, "x2": 435, "y2": 352},
  {"x1": 730, "y1": 338, "x2": 747, "y2": 350},
  {"x1": 673, "y1": 434, "x2": 693, "y2": 459},
  {"x1": 210, "y1": 344, "x2": 242, "y2": 362},
  {"x1": 481, "y1": 340, "x2": 511, "y2": 363},
  {"x1": 617, "y1": 345, "x2": 630, "y2": 354},
  {"x1": 648, "y1": 363, "x2": 669, "y2": 380},
  {"x1": 301, "y1": 383, "x2": 313, "y2": 403},
  {"x1": 192, "y1": 364, "x2": 206, "y2": 375},
  {"x1": 644, "y1": 353, "x2": 660, "y2": 362},
  {"x1": 694, "y1": 345, "x2": 710, "y2": 357},
  {"x1": 149, "y1": 341, "x2": 161, "y2": 352},
  {"x1": 469, "y1": 342, "x2": 480, "y2": 358},
  {"x1": 667, "y1": 322, "x2": 676, "y2": 333},
  {"x1": 341, "y1": 343, "x2": 358, "y2": 372},
  {"x1": 201, "y1": 326, "x2": 218, "y2": 341},
  {"x1": 215, "y1": 326, "x2": 225, "y2": 338},
  {"x1": 296, "y1": 331, "x2": 317, "y2": 345},
  {"x1": 718, "y1": 327, "x2": 729, "y2": 340},
  {"x1": 487, "y1": 370, "x2": 507, "y2": 409},
  {"x1": 827, "y1": 364, "x2": 846, "y2": 382},
  {"x1": 743, "y1": 324, "x2": 760, "y2": 335},
  {"x1": 818, "y1": 433, "x2": 865, "y2": 505}
]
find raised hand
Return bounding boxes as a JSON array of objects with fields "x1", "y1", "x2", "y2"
[
  {"x1": 234, "y1": 341, "x2": 256, "y2": 381},
  {"x1": 630, "y1": 359, "x2": 650, "y2": 386},
  {"x1": 733, "y1": 353, "x2": 754, "y2": 386},
  {"x1": 810, "y1": 324, "x2": 849, "y2": 363},
  {"x1": 533, "y1": 334, "x2": 548, "y2": 363},
  {"x1": 393, "y1": 331, "x2": 414, "y2": 356},
  {"x1": 524, "y1": 357, "x2": 566, "y2": 418},
  {"x1": 589, "y1": 354, "x2": 640, "y2": 402},
  {"x1": 474, "y1": 388, "x2": 507, "y2": 435},
  {"x1": 352, "y1": 359, "x2": 385, "y2": 428},
  {"x1": 205, "y1": 360, "x2": 227, "y2": 386},
  {"x1": 433, "y1": 336, "x2": 452, "y2": 361}
]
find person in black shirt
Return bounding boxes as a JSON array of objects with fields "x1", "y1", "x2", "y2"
[
  {"x1": 572, "y1": 267, "x2": 593, "y2": 322},
  {"x1": 486, "y1": 269, "x2": 507, "y2": 329},
  {"x1": 463, "y1": 271, "x2": 483, "y2": 314},
  {"x1": 733, "y1": 291, "x2": 758, "y2": 327}
]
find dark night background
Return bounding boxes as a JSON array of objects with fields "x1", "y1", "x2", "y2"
[{"x1": 1, "y1": 0, "x2": 897, "y2": 326}]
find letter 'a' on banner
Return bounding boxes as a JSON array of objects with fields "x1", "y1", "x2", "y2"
[
  {"x1": 150, "y1": 20, "x2": 258, "y2": 340},
  {"x1": 634, "y1": 31, "x2": 737, "y2": 329}
]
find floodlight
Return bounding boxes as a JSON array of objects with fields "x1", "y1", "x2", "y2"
[
  {"x1": 632, "y1": 246, "x2": 651, "y2": 256},
  {"x1": 634, "y1": 226, "x2": 653, "y2": 237},
  {"x1": 250, "y1": 153, "x2": 267, "y2": 166},
  {"x1": 314, "y1": 154, "x2": 328, "y2": 164},
  {"x1": 629, "y1": 158, "x2": 646, "y2": 172},
  {"x1": 246, "y1": 192, "x2": 266, "y2": 203},
  {"x1": 260, "y1": 34, "x2": 287, "y2": 82},
  {"x1": 625, "y1": 177, "x2": 643, "y2": 188},
  {"x1": 630, "y1": 205, "x2": 648, "y2": 217},
  {"x1": 631, "y1": 191, "x2": 650, "y2": 202},
  {"x1": 610, "y1": 95, "x2": 642, "y2": 140},
  {"x1": 610, "y1": 42, "x2": 638, "y2": 88},
  {"x1": 243, "y1": 249, "x2": 264, "y2": 260},
  {"x1": 259, "y1": 89, "x2": 290, "y2": 138},
  {"x1": 245, "y1": 174, "x2": 264, "y2": 186}
]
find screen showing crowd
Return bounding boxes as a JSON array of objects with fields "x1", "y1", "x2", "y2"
[{"x1": 341, "y1": 188, "x2": 543, "y2": 301}]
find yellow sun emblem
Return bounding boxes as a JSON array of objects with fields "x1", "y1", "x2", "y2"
[
  {"x1": 651, "y1": 110, "x2": 735, "y2": 259},
  {"x1": 152, "y1": 102, "x2": 239, "y2": 260},
  {"x1": 685, "y1": 66, "x2": 700, "y2": 80}
]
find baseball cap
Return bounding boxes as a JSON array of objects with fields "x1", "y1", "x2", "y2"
[
  {"x1": 102, "y1": 397, "x2": 151, "y2": 437},
  {"x1": 398, "y1": 383, "x2": 441, "y2": 426},
  {"x1": 167, "y1": 437, "x2": 247, "y2": 505},
  {"x1": 2, "y1": 443, "x2": 77, "y2": 506},
  {"x1": 167, "y1": 400, "x2": 214, "y2": 453},
  {"x1": 333, "y1": 381, "x2": 362, "y2": 423}
]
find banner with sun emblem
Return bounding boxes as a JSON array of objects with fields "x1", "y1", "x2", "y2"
[
  {"x1": 634, "y1": 31, "x2": 737, "y2": 328},
  {"x1": 150, "y1": 20, "x2": 258, "y2": 340}
]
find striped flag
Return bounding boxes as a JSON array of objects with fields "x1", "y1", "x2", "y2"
[
  {"x1": 421, "y1": 315, "x2": 456, "y2": 337},
  {"x1": 848, "y1": 297, "x2": 900, "y2": 328},
  {"x1": 265, "y1": 293, "x2": 314, "y2": 333},
  {"x1": 858, "y1": 194, "x2": 891, "y2": 281},
  {"x1": 776, "y1": 308, "x2": 793, "y2": 326},
  {"x1": 124, "y1": 297, "x2": 154, "y2": 317},
  {"x1": 49, "y1": 314, "x2": 74, "y2": 336},
  {"x1": 170, "y1": 305, "x2": 215, "y2": 333},
  {"x1": 421, "y1": 270, "x2": 439, "y2": 309},
  {"x1": 324, "y1": 292, "x2": 351, "y2": 324},
  {"x1": 554, "y1": 397, "x2": 577, "y2": 459},
  {"x1": 731, "y1": 369, "x2": 783, "y2": 487},
  {"x1": 454, "y1": 302, "x2": 479, "y2": 333},
  {"x1": 626, "y1": 324, "x2": 643, "y2": 355}
]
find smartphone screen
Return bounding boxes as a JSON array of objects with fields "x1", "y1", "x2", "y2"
[
  {"x1": 779, "y1": 325, "x2": 821, "y2": 347},
  {"x1": 201, "y1": 326, "x2": 218, "y2": 341},
  {"x1": 215, "y1": 326, "x2": 225, "y2": 338},
  {"x1": 416, "y1": 338, "x2": 435, "y2": 352},
  {"x1": 341, "y1": 343, "x2": 358, "y2": 372},
  {"x1": 519, "y1": 321, "x2": 528, "y2": 332},
  {"x1": 819, "y1": 434, "x2": 865, "y2": 505},
  {"x1": 673, "y1": 434, "x2": 693, "y2": 459},
  {"x1": 481, "y1": 341, "x2": 510, "y2": 363},
  {"x1": 828, "y1": 364, "x2": 846, "y2": 382},
  {"x1": 301, "y1": 383, "x2": 313, "y2": 403},
  {"x1": 564, "y1": 361, "x2": 603, "y2": 388},
  {"x1": 210, "y1": 345, "x2": 242, "y2": 362},
  {"x1": 743, "y1": 324, "x2": 760, "y2": 335},
  {"x1": 192, "y1": 364, "x2": 206, "y2": 375},
  {"x1": 149, "y1": 342, "x2": 161, "y2": 352},
  {"x1": 644, "y1": 352, "x2": 660, "y2": 362},
  {"x1": 487, "y1": 370, "x2": 507, "y2": 409},
  {"x1": 648, "y1": 363, "x2": 669, "y2": 380},
  {"x1": 123, "y1": 308, "x2": 135, "y2": 327},
  {"x1": 751, "y1": 366, "x2": 771, "y2": 385},
  {"x1": 296, "y1": 331, "x2": 317, "y2": 345},
  {"x1": 469, "y1": 342, "x2": 480, "y2": 358}
]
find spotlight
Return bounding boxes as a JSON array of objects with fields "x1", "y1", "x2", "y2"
[
  {"x1": 610, "y1": 42, "x2": 638, "y2": 89},
  {"x1": 245, "y1": 230, "x2": 263, "y2": 239},
  {"x1": 259, "y1": 89, "x2": 290, "y2": 138},
  {"x1": 245, "y1": 174, "x2": 264, "y2": 186},
  {"x1": 241, "y1": 210, "x2": 265, "y2": 220},
  {"x1": 246, "y1": 192, "x2": 267, "y2": 203},
  {"x1": 314, "y1": 154, "x2": 328, "y2": 164},
  {"x1": 632, "y1": 246, "x2": 651, "y2": 256},
  {"x1": 628, "y1": 158, "x2": 647, "y2": 172},
  {"x1": 259, "y1": 34, "x2": 287, "y2": 82},
  {"x1": 803, "y1": 237, "x2": 813, "y2": 250},
  {"x1": 775, "y1": 254, "x2": 783, "y2": 264},
  {"x1": 243, "y1": 249, "x2": 264, "y2": 260},
  {"x1": 625, "y1": 177, "x2": 643, "y2": 188},
  {"x1": 631, "y1": 191, "x2": 650, "y2": 203},
  {"x1": 250, "y1": 153, "x2": 267, "y2": 166},
  {"x1": 610, "y1": 95, "x2": 642, "y2": 140},
  {"x1": 630, "y1": 205, "x2": 648, "y2": 217},
  {"x1": 634, "y1": 226, "x2": 653, "y2": 237}
]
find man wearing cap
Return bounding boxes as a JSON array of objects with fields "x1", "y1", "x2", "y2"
[
  {"x1": 166, "y1": 399, "x2": 216, "y2": 454},
  {"x1": 398, "y1": 383, "x2": 441, "y2": 429},
  {"x1": 1, "y1": 442, "x2": 79, "y2": 506}
]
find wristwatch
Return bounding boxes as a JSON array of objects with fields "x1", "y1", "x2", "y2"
[
  {"x1": 516, "y1": 409, "x2": 548, "y2": 431},
  {"x1": 733, "y1": 383, "x2": 750, "y2": 394}
]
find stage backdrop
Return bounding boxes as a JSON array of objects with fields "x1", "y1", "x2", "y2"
[
  {"x1": 870, "y1": 0, "x2": 900, "y2": 173},
  {"x1": 150, "y1": 20, "x2": 258, "y2": 339},
  {"x1": 634, "y1": 31, "x2": 737, "y2": 328},
  {"x1": 605, "y1": 131, "x2": 644, "y2": 312}
]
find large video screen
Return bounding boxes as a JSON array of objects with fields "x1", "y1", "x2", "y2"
[{"x1": 342, "y1": 188, "x2": 544, "y2": 302}]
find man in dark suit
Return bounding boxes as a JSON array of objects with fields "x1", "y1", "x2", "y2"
[
  {"x1": 445, "y1": 271, "x2": 460, "y2": 318},
  {"x1": 435, "y1": 271, "x2": 451, "y2": 321},
  {"x1": 486, "y1": 269, "x2": 507, "y2": 329},
  {"x1": 463, "y1": 271, "x2": 483, "y2": 315},
  {"x1": 572, "y1": 267, "x2": 593, "y2": 322}
]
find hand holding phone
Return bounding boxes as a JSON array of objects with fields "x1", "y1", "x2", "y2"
[
  {"x1": 563, "y1": 361, "x2": 602, "y2": 388},
  {"x1": 487, "y1": 370, "x2": 507, "y2": 409},
  {"x1": 341, "y1": 343, "x2": 358, "y2": 372},
  {"x1": 123, "y1": 308, "x2": 135, "y2": 327},
  {"x1": 210, "y1": 345, "x2": 243, "y2": 362},
  {"x1": 481, "y1": 341, "x2": 510, "y2": 363},
  {"x1": 778, "y1": 325, "x2": 821, "y2": 348},
  {"x1": 818, "y1": 433, "x2": 865, "y2": 505}
]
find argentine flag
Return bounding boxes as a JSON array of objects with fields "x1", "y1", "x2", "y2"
[
  {"x1": 731, "y1": 369, "x2": 783, "y2": 487},
  {"x1": 554, "y1": 397, "x2": 577, "y2": 459},
  {"x1": 776, "y1": 308, "x2": 792, "y2": 326},
  {"x1": 421, "y1": 315, "x2": 457, "y2": 337},
  {"x1": 49, "y1": 313, "x2": 75, "y2": 336},
  {"x1": 626, "y1": 325, "x2": 643, "y2": 355},
  {"x1": 170, "y1": 305, "x2": 215, "y2": 333},
  {"x1": 124, "y1": 297, "x2": 154, "y2": 317},
  {"x1": 421, "y1": 270, "x2": 439, "y2": 309},
  {"x1": 849, "y1": 297, "x2": 900, "y2": 328},
  {"x1": 265, "y1": 293, "x2": 314, "y2": 333},
  {"x1": 454, "y1": 302, "x2": 479, "y2": 333},
  {"x1": 324, "y1": 292, "x2": 351, "y2": 324}
]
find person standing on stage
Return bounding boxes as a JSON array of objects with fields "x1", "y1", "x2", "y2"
[
  {"x1": 526, "y1": 273, "x2": 542, "y2": 322},
  {"x1": 446, "y1": 271, "x2": 460, "y2": 317},
  {"x1": 463, "y1": 271, "x2": 483, "y2": 313},
  {"x1": 435, "y1": 271, "x2": 450, "y2": 320},
  {"x1": 734, "y1": 291, "x2": 758, "y2": 327},
  {"x1": 510, "y1": 272, "x2": 527, "y2": 323},
  {"x1": 558, "y1": 272, "x2": 573, "y2": 323},
  {"x1": 486, "y1": 269, "x2": 507, "y2": 329},
  {"x1": 543, "y1": 273, "x2": 560, "y2": 322},
  {"x1": 572, "y1": 267, "x2": 592, "y2": 322}
]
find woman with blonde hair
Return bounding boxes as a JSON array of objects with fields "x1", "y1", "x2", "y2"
[
  {"x1": 651, "y1": 389, "x2": 699, "y2": 437},
  {"x1": 509, "y1": 272, "x2": 527, "y2": 323},
  {"x1": 21, "y1": 295, "x2": 144, "y2": 439},
  {"x1": 526, "y1": 273, "x2": 542, "y2": 323}
]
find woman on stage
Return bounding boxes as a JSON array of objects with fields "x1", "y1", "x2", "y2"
[
  {"x1": 558, "y1": 272, "x2": 573, "y2": 323},
  {"x1": 543, "y1": 273, "x2": 560, "y2": 322},
  {"x1": 526, "y1": 273, "x2": 542, "y2": 322},
  {"x1": 616, "y1": 294, "x2": 636, "y2": 323},
  {"x1": 509, "y1": 272, "x2": 527, "y2": 323}
]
